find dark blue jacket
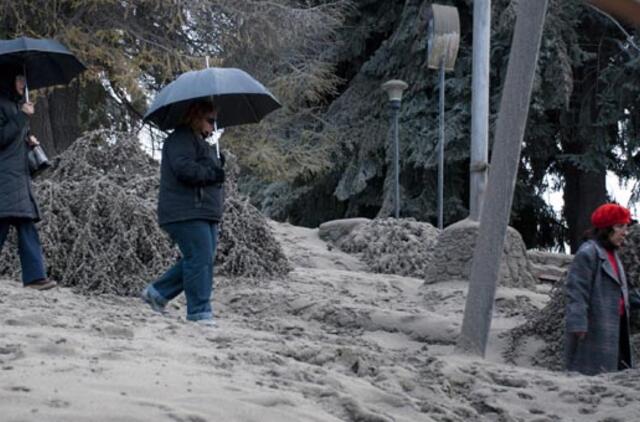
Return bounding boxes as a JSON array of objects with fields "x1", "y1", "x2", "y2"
[
  {"x1": 157, "y1": 125, "x2": 225, "y2": 226},
  {"x1": 0, "y1": 94, "x2": 40, "y2": 221}
]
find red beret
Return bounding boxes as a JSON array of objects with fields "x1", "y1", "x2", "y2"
[{"x1": 591, "y1": 203, "x2": 632, "y2": 229}]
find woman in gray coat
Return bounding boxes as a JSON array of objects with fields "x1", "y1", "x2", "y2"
[
  {"x1": 565, "y1": 203, "x2": 640, "y2": 375},
  {"x1": 0, "y1": 70, "x2": 55, "y2": 290}
]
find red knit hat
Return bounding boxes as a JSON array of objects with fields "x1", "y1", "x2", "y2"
[{"x1": 590, "y1": 203, "x2": 632, "y2": 229}]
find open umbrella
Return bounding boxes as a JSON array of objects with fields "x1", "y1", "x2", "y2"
[
  {"x1": 0, "y1": 36, "x2": 86, "y2": 100},
  {"x1": 144, "y1": 67, "x2": 281, "y2": 131}
]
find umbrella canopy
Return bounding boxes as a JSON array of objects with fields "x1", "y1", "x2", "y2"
[
  {"x1": 0, "y1": 36, "x2": 86, "y2": 90},
  {"x1": 144, "y1": 67, "x2": 281, "y2": 130}
]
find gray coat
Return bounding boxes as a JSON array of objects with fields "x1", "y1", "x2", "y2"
[
  {"x1": 0, "y1": 95, "x2": 40, "y2": 221},
  {"x1": 565, "y1": 240, "x2": 640, "y2": 375},
  {"x1": 157, "y1": 126, "x2": 225, "y2": 226}
]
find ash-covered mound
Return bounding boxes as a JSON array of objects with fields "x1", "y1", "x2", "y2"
[
  {"x1": 335, "y1": 217, "x2": 440, "y2": 278},
  {"x1": 620, "y1": 224, "x2": 640, "y2": 329},
  {"x1": 504, "y1": 284, "x2": 567, "y2": 370},
  {"x1": 620, "y1": 224, "x2": 640, "y2": 292},
  {"x1": 424, "y1": 219, "x2": 537, "y2": 289},
  {"x1": 218, "y1": 197, "x2": 291, "y2": 278},
  {"x1": 0, "y1": 130, "x2": 290, "y2": 295}
]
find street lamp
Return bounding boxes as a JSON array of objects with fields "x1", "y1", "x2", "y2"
[
  {"x1": 381, "y1": 79, "x2": 409, "y2": 218},
  {"x1": 425, "y1": 4, "x2": 460, "y2": 229}
]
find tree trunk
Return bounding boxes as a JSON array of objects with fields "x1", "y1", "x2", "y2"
[
  {"x1": 29, "y1": 83, "x2": 80, "y2": 157},
  {"x1": 563, "y1": 160, "x2": 607, "y2": 253},
  {"x1": 560, "y1": 62, "x2": 610, "y2": 253}
]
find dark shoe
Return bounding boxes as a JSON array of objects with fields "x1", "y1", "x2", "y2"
[
  {"x1": 141, "y1": 286, "x2": 167, "y2": 314},
  {"x1": 25, "y1": 279, "x2": 57, "y2": 290}
]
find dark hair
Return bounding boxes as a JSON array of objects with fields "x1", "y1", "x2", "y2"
[
  {"x1": 0, "y1": 66, "x2": 24, "y2": 102},
  {"x1": 583, "y1": 226, "x2": 616, "y2": 250},
  {"x1": 182, "y1": 100, "x2": 216, "y2": 132}
]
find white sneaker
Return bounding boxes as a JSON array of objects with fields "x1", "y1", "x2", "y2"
[{"x1": 194, "y1": 319, "x2": 217, "y2": 328}]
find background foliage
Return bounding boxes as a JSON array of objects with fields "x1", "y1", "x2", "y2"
[{"x1": 3, "y1": 0, "x2": 640, "y2": 252}]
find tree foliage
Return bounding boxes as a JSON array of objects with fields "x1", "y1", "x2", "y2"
[
  {"x1": 3, "y1": 0, "x2": 640, "y2": 251},
  {"x1": 254, "y1": 0, "x2": 640, "y2": 251},
  {"x1": 0, "y1": 0, "x2": 350, "y2": 178}
]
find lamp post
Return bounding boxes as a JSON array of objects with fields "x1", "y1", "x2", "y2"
[
  {"x1": 382, "y1": 79, "x2": 409, "y2": 218},
  {"x1": 426, "y1": 4, "x2": 460, "y2": 229}
]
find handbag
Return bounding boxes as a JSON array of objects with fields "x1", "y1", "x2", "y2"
[{"x1": 28, "y1": 144, "x2": 51, "y2": 175}]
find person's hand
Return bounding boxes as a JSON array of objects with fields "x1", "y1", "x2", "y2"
[
  {"x1": 26, "y1": 135, "x2": 39, "y2": 147},
  {"x1": 574, "y1": 331, "x2": 587, "y2": 340},
  {"x1": 21, "y1": 102, "x2": 35, "y2": 116}
]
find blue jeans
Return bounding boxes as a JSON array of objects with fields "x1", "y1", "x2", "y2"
[
  {"x1": 0, "y1": 218, "x2": 47, "y2": 285},
  {"x1": 147, "y1": 220, "x2": 219, "y2": 321}
]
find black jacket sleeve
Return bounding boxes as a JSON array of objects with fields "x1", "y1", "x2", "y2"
[
  {"x1": 165, "y1": 131, "x2": 224, "y2": 186},
  {"x1": 0, "y1": 106, "x2": 27, "y2": 150}
]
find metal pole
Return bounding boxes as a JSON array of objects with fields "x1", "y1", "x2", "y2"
[
  {"x1": 391, "y1": 100, "x2": 401, "y2": 218},
  {"x1": 456, "y1": 0, "x2": 549, "y2": 356},
  {"x1": 470, "y1": 0, "x2": 491, "y2": 221},
  {"x1": 437, "y1": 60, "x2": 445, "y2": 230}
]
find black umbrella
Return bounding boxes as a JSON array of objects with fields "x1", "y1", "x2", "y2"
[
  {"x1": 144, "y1": 67, "x2": 281, "y2": 131},
  {"x1": 0, "y1": 36, "x2": 86, "y2": 98}
]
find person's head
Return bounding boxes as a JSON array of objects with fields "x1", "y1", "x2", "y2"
[
  {"x1": 590, "y1": 203, "x2": 632, "y2": 249},
  {"x1": 0, "y1": 67, "x2": 24, "y2": 100},
  {"x1": 182, "y1": 100, "x2": 218, "y2": 137},
  {"x1": 14, "y1": 74, "x2": 26, "y2": 97}
]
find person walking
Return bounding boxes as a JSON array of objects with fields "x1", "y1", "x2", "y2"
[
  {"x1": 141, "y1": 100, "x2": 225, "y2": 326},
  {"x1": 565, "y1": 203, "x2": 640, "y2": 375},
  {"x1": 0, "y1": 70, "x2": 55, "y2": 290}
]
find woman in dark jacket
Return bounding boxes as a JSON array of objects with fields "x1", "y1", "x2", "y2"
[
  {"x1": 142, "y1": 100, "x2": 225, "y2": 326},
  {"x1": 0, "y1": 71, "x2": 55, "y2": 290},
  {"x1": 565, "y1": 203, "x2": 640, "y2": 375}
]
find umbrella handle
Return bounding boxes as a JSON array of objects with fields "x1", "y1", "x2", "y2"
[
  {"x1": 214, "y1": 120, "x2": 220, "y2": 159},
  {"x1": 23, "y1": 64, "x2": 30, "y2": 103}
]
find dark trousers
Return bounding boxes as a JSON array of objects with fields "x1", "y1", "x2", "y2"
[
  {"x1": 0, "y1": 218, "x2": 47, "y2": 285},
  {"x1": 148, "y1": 220, "x2": 219, "y2": 321},
  {"x1": 619, "y1": 312, "x2": 632, "y2": 370}
]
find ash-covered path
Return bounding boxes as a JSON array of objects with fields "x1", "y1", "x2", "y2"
[{"x1": 1, "y1": 222, "x2": 639, "y2": 421}]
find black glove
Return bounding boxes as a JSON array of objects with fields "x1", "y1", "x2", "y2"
[
  {"x1": 214, "y1": 166, "x2": 225, "y2": 183},
  {"x1": 219, "y1": 151, "x2": 226, "y2": 168}
]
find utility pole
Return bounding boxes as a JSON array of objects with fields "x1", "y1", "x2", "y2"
[
  {"x1": 469, "y1": 0, "x2": 491, "y2": 221},
  {"x1": 457, "y1": 0, "x2": 549, "y2": 356}
]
